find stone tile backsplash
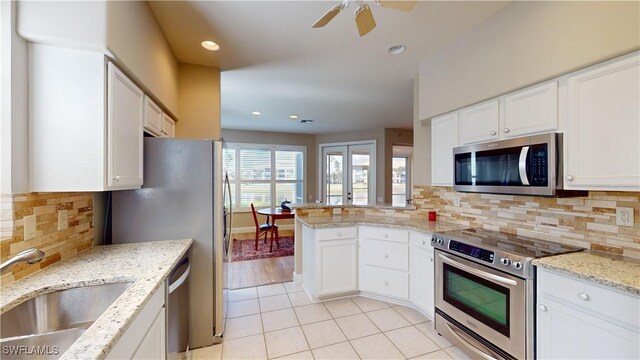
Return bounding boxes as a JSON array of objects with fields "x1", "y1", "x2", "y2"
[
  {"x1": 412, "y1": 186, "x2": 640, "y2": 258},
  {"x1": 0, "y1": 192, "x2": 94, "y2": 285}
]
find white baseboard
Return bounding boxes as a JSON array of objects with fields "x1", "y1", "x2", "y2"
[
  {"x1": 292, "y1": 272, "x2": 302, "y2": 284},
  {"x1": 232, "y1": 224, "x2": 294, "y2": 234}
]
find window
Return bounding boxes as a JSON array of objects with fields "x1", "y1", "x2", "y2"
[
  {"x1": 392, "y1": 156, "x2": 408, "y2": 206},
  {"x1": 224, "y1": 143, "x2": 305, "y2": 211}
]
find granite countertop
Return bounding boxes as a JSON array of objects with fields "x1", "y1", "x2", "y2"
[
  {"x1": 533, "y1": 251, "x2": 640, "y2": 296},
  {"x1": 296, "y1": 214, "x2": 466, "y2": 234},
  {"x1": 291, "y1": 203, "x2": 416, "y2": 210},
  {"x1": 0, "y1": 239, "x2": 193, "y2": 360}
]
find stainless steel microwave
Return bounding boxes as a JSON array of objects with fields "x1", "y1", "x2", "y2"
[{"x1": 453, "y1": 133, "x2": 567, "y2": 196}]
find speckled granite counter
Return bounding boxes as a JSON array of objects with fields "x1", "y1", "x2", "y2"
[
  {"x1": 292, "y1": 203, "x2": 416, "y2": 210},
  {"x1": 0, "y1": 239, "x2": 192, "y2": 360},
  {"x1": 296, "y1": 214, "x2": 466, "y2": 234},
  {"x1": 533, "y1": 251, "x2": 640, "y2": 296}
]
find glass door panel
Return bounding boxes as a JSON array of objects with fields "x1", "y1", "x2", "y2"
[
  {"x1": 392, "y1": 157, "x2": 408, "y2": 206},
  {"x1": 349, "y1": 146, "x2": 371, "y2": 205},
  {"x1": 323, "y1": 146, "x2": 347, "y2": 205}
]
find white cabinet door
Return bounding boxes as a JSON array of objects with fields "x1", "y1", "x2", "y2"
[
  {"x1": 161, "y1": 113, "x2": 176, "y2": 138},
  {"x1": 143, "y1": 96, "x2": 163, "y2": 137},
  {"x1": 107, "y1": 62, "x2": 144, "y2": 190},
  {"x1": 133, "y1": 307, "x2": 167, "y2": 360},
  {"x1": 459, "y1": 99, "x2": 499, "y2": 144},
  {"x1": 410, "y1": 232, "x2": 434, "y2": 319},
  {"x1": 431, "y1": 112, "x2": 459, "y2": 186},
  {"x1": 563, "y1": 53, "x2": 640, "y2": 191},
  {"x1": 318, "y1": 238, "x2": 357, "y2": 296},
  {"x1": 537, "y1": 296, "x2": 639, "y2": 359},
  {"x1": 503, "y1": 81, "x2": 558, "y2": 137}
]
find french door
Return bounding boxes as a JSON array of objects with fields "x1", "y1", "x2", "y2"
[{"x1": 321, "y1": 142, "x2": 376, "y2": 205}]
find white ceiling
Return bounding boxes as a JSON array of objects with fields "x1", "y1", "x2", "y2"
[{"x1": 149, "y1": 1, "x2": 509, "y2": 134}]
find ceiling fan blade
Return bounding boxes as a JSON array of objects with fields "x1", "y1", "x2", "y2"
[
  {"x1": 313, "y1": 4, "x2": 344, "y2": 28},
  {"x1": 355, "y1": 4, "x2": 376, "y2": 37},
  {"x1": 379, "y1": 0, "x2": 417, "y2": 12}
]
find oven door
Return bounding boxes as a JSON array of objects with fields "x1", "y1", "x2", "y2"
[{"x1": 435, "y1": 250, "x2": 526, "y2": 359}]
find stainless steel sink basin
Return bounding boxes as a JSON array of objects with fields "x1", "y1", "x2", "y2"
[{"x1": 0, "y1": 282, "x2": 131, "y2": 359}]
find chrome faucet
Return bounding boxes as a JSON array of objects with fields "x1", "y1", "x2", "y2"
[{"x1": 0, "y1": 248, "x2": 45, "y2": 274}]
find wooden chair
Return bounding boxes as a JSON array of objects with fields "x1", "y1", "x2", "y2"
[{"x1": 251, "y1": 204, "x2": 278, "y2": 251}]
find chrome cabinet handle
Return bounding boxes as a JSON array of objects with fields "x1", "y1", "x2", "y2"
[
  {"x1": 504, "y1": 128, "x2": 510, "y2": 133},
  {"x1": 538, "y1": 305, "x2": 547, "y2": 311},
  {"x1": 383, "y1": 254, "x2": 389, "y2": 259},
  {"x1": 566, "y1": 175, "x2": 574, "y2": 181},
  {"x1": 490, "y1": 131, "x2": 497, "y2": 136},
  {"x1": 383, "y1": 281, "x2": 388, "y2": 285},
  {"x1": 421, "y1": 240, "x2": 426, "y2": 245},
  {"x1": 578, "y1": 293, "x2": 590, "y2": 301},
  {"x1": 429, "y1": 257, "x2": 433, "y2": 262},
  {"x1": 114, "y1": 176, "x2": 120, "y2": 181},
  {"x1": 336, "y1": 232, "x2": 342, "y2": 237},
  {"x1": 383, "y1": 233, "x2": 389, "y2": 238}
]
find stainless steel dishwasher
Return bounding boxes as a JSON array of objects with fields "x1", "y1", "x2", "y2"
[{"x1": 167, "y1": 254, "x2": 190, "y2": 359}]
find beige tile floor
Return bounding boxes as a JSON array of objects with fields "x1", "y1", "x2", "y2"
[{"x1": 191, "y1": 282, "x2": 473, "y2": 360}]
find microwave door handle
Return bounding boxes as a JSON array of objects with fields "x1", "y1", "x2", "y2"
[
  {"x1": 519, "y1": 146, "x2": 530, "y2": 186},
  {"x1": 438, "y1": 253, "x2": 518, "y2": 287}
]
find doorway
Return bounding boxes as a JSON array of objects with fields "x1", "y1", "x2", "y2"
[
  {"x1": 392, "y1": 145, "x2": 413, "y2": 206},
  {"x1": 320, "y1": 141, "x2": 376, "y2": 205}
]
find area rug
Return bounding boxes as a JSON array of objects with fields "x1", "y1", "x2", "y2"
[{"x1": 231, "y1": 236, "x2": 294, "y2": 262}]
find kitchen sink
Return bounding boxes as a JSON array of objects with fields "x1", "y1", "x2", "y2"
[{"x1": 0, "y1": 282, "x2": 131, "y2": 359}]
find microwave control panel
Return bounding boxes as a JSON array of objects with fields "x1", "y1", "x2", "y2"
[
  {"x1": 530, "y1": 145, "x2": 548, "y2": 186},
  {"x1": 448, "y1": 240, "x2": 495, "y2": 263}
]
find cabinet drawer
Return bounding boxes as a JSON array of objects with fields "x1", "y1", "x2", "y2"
[
  {"x1": 410, "y1": 231, "x2": 434, "y2": 251},
  {"x1": 361, "y1": 265, "x2": 409, "y2": 300},
  {"x1": 316, "y1": 226, "x2": 357, "y2": 241},
  {"x1": 539, "y1": 269, "x2": 639, "y2": 328},
  {"x1": 360, "y1": 226, "x2": 408, "y2": 243},
  {"x1": 361, "y1": 239, "x2": 409, "y2": 271}
]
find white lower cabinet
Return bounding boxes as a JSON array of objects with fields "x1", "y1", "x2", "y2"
[
  {"x1": 302, "y1": 225, "x2": 358, "y2": 300},
  {"x1": 107, "y1": 285, "x2": 166, "y2": 359},
  {"x1": 537, "y1": 268, "x2": 639, "y2": 359},
  {"x1": 409, "y1": 231, "x2": 435, "y2": 319}
]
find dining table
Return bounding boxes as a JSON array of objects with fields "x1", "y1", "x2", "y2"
[{"x1": 256, "y1": 207, "x2": 296, "y2": 251}]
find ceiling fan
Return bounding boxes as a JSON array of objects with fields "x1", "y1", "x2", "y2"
[{"x1": 312, "y1": 0, "x2": 417, "y2": 37}]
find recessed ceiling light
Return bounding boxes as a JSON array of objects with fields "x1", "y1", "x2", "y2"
[
  {"x1": 388, "y1": 44, "x2": 406, "y2": 55},
  {"x1": 289, "y1": 114, "x2": 299, "y2": 119},
  {"x1": 251, "y1": 111, "x2": 261, "y2": 116},
  {"x1": 300, "y1": 119, "x2": 313, "y2": 124},
  {"x1": 201, "y1": 40, "x2": 220, "y2": 51}
]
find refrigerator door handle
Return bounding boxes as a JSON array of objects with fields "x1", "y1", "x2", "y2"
[{"x1": 224, "y1": 173, "x2": 233, "y2": 245}]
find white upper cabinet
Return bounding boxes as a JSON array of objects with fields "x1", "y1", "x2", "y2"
[
  {"x1": 431, "y1": 112, "x2": 459, "y2": 186},
  {"x1": 29, "y1": 44, "x2": 143, "y2": 191},
  {"x1": 562, "y1": 53, "x2": 640, "y2": 191},
  {"x1": 161, "y1": 114, "x2": 176, "y2": 138},
  {"x1": 143, "y1": 96, "x2": 163, "y2": 137},
  {"x1": 459, "y1": 99, "x2": 499, "y2": 144},
  {"x1": 503, "y1": 81, "x2": 558, "y2": 138},
  {"x1": 107, "y1": 63, "x2": 144, "y2": 189}
]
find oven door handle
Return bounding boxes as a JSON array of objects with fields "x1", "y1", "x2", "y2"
[
  {"x1": 443, "y1": 321, "x2": 499, "y2": 360},
  {"x1": 519, "y1": 146, "x2": 530, "y2": 186},
  {"x1": 438, "y1": 253, "x2": 518, "y2": 287}
]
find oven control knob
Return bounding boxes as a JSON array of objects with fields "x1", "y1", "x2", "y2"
[
  {"x1": 513, "y1": 261, "x2": 523, "y2": 270},
  {"x1": 500, "y1": 258, "x2": 512, "y2": 266},
  {"x1": 431, "y1": 237, "x2": 437, "y2": 243},
  {"x1": 437, "y1": 238, "x2": 444, "y2": 245}
]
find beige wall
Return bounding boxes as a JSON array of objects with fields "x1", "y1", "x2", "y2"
[
  {"x1": 222, "y1": 129, "x2": 316, "y2": 231},
  {"x1": 177, "y1": 63, "x2": 221, "y2": 140},
  {"x1": 414, "y1": 1, "x2": 640, "y2": 185},
  {"x1": 106, "y1": 1, "x2": 179, "y2": 116}
]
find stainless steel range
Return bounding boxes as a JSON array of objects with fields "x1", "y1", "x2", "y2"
[{"x1": 431, "y1": 228, "x2": 582, "y2": 360}]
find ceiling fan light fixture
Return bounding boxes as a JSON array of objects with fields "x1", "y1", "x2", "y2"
[
  {"x1": 201, "y1": 40, "x2": 220, "y2": 51},
  {"x1": 354, "y1": 4, "x2": 376, "y2": 37},
  {"x1": 251, "y1": 111, "x2": 261, "y2": 116},
  {"x1": 388, "y1": 44, "x2": 406, "y2": 55},
  {"x1": 289, "y1": 114, "x2": 299, "y2": 119}
]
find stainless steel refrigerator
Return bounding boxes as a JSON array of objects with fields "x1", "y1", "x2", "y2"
[{"x1": 111, "y1": 138, "x2": 232, "y2": 349}]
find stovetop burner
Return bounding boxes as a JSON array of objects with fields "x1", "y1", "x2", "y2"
[{"x1": 431, "y1": 228, "x2": 583, "y2": 279}]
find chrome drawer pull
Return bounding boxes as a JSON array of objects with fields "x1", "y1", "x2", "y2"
[
  {"x1": 383, "y1": 281, "x2": 388, "y2": 285},
  {"x1": 383, "y1": 233, "x2": 389, "y2": 238},
  {"x1": 578, "y1": 293, "x2": 590, "y2": 301},
  {"x1": 383, "y1": 254, "x2": 389, "y2": 259},
  {"x1": 538, "y1": 305, "x2": 547, "y2": 312},
  {"x1": 336, "y1": 232, "x2": 342, "y2": 237}
]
